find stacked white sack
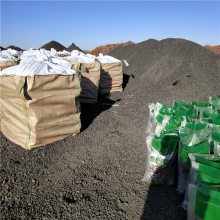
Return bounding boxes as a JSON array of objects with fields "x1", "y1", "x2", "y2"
[
  {"x1": 1, "y1": 48, "x2": 21, "y2": 58},
  {"x1": 0, "y1": 49, "x2": 75, "y2": 76},
  {"x1": 50, "y1": 48, "x2": 58, "y2": 56},
  {"x1": 86, "y1": 54, "x2": 96, "y2": 59},
  {"x1": 57, "y1": 50, "x2": 71, "y2": 57},
  {"x1": 97, "y1": 53, "x2": 121, "y2": 64},
  {"x1": 20, "y1": 49, "x2": 40, "y2": 63},
  {"x1": 20, "y1": 48, "x2": 58, "y2": 61},
  {"x1": 66, "y1": 50, "x2": 96, "y2": 64},
  {"x1": 0, "y1": 52, "x2": 17, "y2": 62},
  {"x1": 50, "y1": 48, "x2": 71, "y2": 57}
]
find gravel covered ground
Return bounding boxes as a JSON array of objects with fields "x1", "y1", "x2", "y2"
[{"x1": 1, "y1": 38, "x2": 220, "y2": 219}]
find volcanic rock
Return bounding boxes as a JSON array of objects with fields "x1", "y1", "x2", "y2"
[
  {"x1": 67, "y1": 43, "x2": 83, "y2": 52},
  {"x1": 40, "y1": 40, "x2": 67, "y2": 51}
]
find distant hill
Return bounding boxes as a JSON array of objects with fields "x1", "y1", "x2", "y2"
[
  {"x1": 6, "y1": 45, "x2": 23, "y2": 51},
  {"x1": 0, "y1": 46, "x2": 5, "y2": 51},
  {"x1": 88, "y1": 41, "x2": 134, "y2": 56},
  {"x1": 40, "y1": 40, "x2": 67, "y2": 51},
  {"x1": 67, "y1": 43, "x2": 83, "y2": 52},
  {"x1": 204, "y1": 45, "x2": 220, "y2": 55}
]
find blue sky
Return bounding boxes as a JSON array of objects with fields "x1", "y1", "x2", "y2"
[{"x1": 1, "y1": 1, "x2": 220, "y2": 50}]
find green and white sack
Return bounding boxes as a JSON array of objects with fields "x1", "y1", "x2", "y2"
[
  {"x1": 183, "y1": 154, "x2": 220, "y2": 210},
  {"x1": 154, "y1": 114, "x2": 182, "y2": 137},
  {"x1": 173, "y1": 100, "x2": 197, "y2": 120},
  {"x1": 188, "y1": 154, "x2": 220, "y2": 185},
  {"x1": 187, "y1": 184, "x2": 220, "y2": 220},
  {"x1": 191, "y1": 101, "x2": 210, "y2": 120},
  {"x1": 201, "y1": 109, "x2": 220, "y2": 125},
  {"x1": 146, "y1": 103, "x2": 173, "y2": 135},
  {"x1": 192, "y1": 101, "x2": 209, "y2": 108},
  {"x1": 210, "y1": 132, "x2": 220, "y2": 156},
  {"x1": 143, "y1": 132, "x2": 179, "y2": 185},
  {"x1": 146, "y1": 103, "x2": 159, "y2": 135},
  {"x1": 209, "y1": 95, "x2": 220, "y2": 109},
  {"x1": 177, "y1": 124, "x2": 210, "y2": 194}
]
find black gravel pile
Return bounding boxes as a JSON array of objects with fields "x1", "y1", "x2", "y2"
[
  {"x1": 1, "y1": 38, "x2": 219, "y2": 220},
  {"x1": 6, "y1": 45, "x2": 23, "y2": 51},
  {"x1": 67, "y1": 43, "x2": 83, "y2": 52},
  {"x1": 109, "y1": 38, "x2": 220, "y2": 106},
  {"x1": 40, "y1": 40, "x2": 67, "y2": 51}
]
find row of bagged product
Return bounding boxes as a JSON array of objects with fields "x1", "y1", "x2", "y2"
[
  {"x1": 0, "y1": 48, "x2": 123, "y2": 100},
  {"x1": 144, "y1": 96, "x2": 220, "y2": 220},
  {"x1": 0, "y1": 48, "x2": 123, "y2": 149}
]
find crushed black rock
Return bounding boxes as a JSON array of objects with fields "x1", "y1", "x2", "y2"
[
  {"x1": 1, "y1": 38, "x2": 220, "y2": 219},
  {"x1": 172, "y1": 80, "x2": 180, "y2": 86}
]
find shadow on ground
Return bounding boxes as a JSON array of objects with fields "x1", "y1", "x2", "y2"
[
  {"x1": 141, "y1": 185, "x2": 186, "y2": 220},
  {"x1": 140, "y1": 157, "x2": 187, "y2": 219},
  {"x1": 80, "y1": 100, "x2": 114, "y2": 132},
  {"x1": 80, "y1": 71, "x2": 131, "y2": 132},
  {"x1": 122, "y1": 72, "x2": 135, "y2": 90}
]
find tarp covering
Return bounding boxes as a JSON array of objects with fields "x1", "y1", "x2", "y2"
[
  {"x1": 66, "y1": 51, "x2": 96, "y2": 64},
  {"x1": 97, "y1": 53, "x2": 121, "y2": 64},
  {"x1": 1, "y1": 49, "x2": 74, "y2": 76}
]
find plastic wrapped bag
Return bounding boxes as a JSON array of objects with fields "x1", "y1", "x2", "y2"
[
  {"x1": 177, "y1": 124, "x2": 210, "y2": 194},
  {"x1": 145, "y1": 103, "x2": 159, "y2": 136},
  {"x1": 209, "y1": 95, "x2": 220, "y2": 109},
  {"x1": 143, "y1": 132, "x2": 179, "y2": 185},
  {"x1": 200, "y1": 109, "x2": 220, "y2": 126},
  {"x1": 185, "y1": 154, "x2": 220, "y2": 219},
  {"x1": 146, "y1": 102, "x2": 173, "y2": 136},
  {"x1": 154, "y1": 114, "x2": 182, "y2": 137},
  {"x1": 210, "y1": 132, "x2": 220, "y2": 156},
  {"x1": 187, "y1": 184, "x2": 220, "y2": 220},
  {"x1": 183, "y1": 154, "x2": 220, "y2": 210},
  {"x1": 191, "y1": 101, "x2": 211, "y2": 120},
  {"x1": 192, "y1": 101, "x2": 209, "y2": 108},
  {"x1": 188, "y1": 154, "x2": 220, "y2": 185},
  {"x1": 173, "y1": 100, "x2": 197, "y2": 121}
]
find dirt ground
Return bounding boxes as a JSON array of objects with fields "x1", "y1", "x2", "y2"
[
  {"x1": 0, "y1": 93, "x2": 186, "y2": 220},
  {"x1": 2, "y1": 38, "x2": 219, "y2": 220}
]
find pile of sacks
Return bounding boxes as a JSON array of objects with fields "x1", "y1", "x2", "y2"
[
  {"x1": 0, "y1": 49, "x2": 21, "y2": 70},
  {"x1": 65, "y1": 51, "x2": 123, "y2": 102},
  {"x1": 0, "y1": 48, "x2": 123, "y2": 149},
  {"x1": 144, "y1": 96, "x2": 220, "y2": 220}
]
